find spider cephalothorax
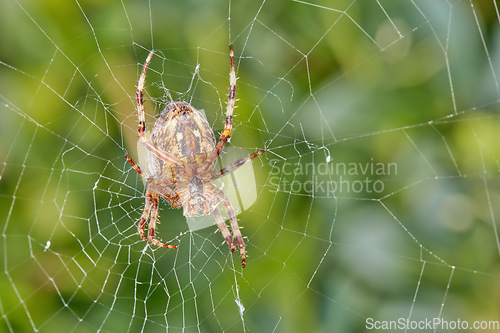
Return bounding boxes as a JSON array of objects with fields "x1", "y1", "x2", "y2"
[{"x1": 126, "y1": 46, "x2": 265, "y2": 267}]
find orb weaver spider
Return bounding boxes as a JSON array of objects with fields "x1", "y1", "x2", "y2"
[{"x1": 126, "y1": 46, "x2": 265, "y2": 267}]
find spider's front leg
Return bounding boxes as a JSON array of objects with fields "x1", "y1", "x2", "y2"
[
  {"x1": 205, "y1": 45, "x2": 237, "y2": 167},
  {"x1": 136, "y1": 51, "x2": 179, "y2": 166}
]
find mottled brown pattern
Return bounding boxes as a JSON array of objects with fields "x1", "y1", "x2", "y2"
[
  {"x1": 149, "y1": 101, "x2": 215, "y2": 182},
  {"x1": 126, "y1": 46, "x2": 265, "y2": 268}
]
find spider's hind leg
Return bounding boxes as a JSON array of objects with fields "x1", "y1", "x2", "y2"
[
  {"x1": 219, "y1": 191, "x2": 246, "y2": 268},
  {"x1": 139, "y1": 192, "x2": 178, "y2": 249},
  {"x1": 213, "y1": 207, "x2": 236, "y2": 252},
  {"x1": 137, "y1": 192, "x2": 153, "y2": 243},
  {"x1": 209, "y1": 182, "x2": 246, "y2": 267},
  {"x1": 147, "y1": 193, "x2": 178, "y2": 249}
]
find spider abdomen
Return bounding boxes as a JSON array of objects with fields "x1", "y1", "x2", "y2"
[{"x1": 149, "y1": 101, "x2": 216, "y2": 174}]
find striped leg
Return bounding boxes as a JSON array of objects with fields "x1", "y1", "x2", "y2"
[
  {"x1": 144, "y1": 192, "x2": 178, "y2": 249},
  {"x1": 210, "y1": 149, "x2": 266, "y2": 180},
  {"x1": 213, "y1": 206, "x2": 236, "y2": 252},
  {"x1": 222, "y1": 195, "x2": 246, "y2": 268},
  {"x1": 125, "y1": 154, "x2": 152, "y2": 182},
  {"x1": 128, "y1": 155, "x2": 177, "y2": 249},
  {"x1": 137, "y1": 192, "x2": 153, "y2": 243},
  {"x1": 126, "y1": 155, "x2": 182, "y2": 215},
  {"x1": 136, "y1": 51, "x2": 179, "y2": 165},
  {"x1": 211, "y1": 183, "x2": 246, "y2": 268},
  {"x1": 206, "y1": 46, "x2": 237, "y2": 166}
]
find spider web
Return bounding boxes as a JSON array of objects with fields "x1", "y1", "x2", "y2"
[{"x1": 1, "y1": 0, "x2": 500, "y2": 332}]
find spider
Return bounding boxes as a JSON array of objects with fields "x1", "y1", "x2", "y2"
[{"x1": 125, "y1": 46, "x2": 265, "y2": 268}]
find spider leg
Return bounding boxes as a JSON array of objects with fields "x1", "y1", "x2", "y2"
[
  {"x1": 155, "y1": 185, "x2": 182, "y2": 208},
  {"x1": 210, "y1": 149, "x2": 266, "y2": 180},
  {"x1": 211, "y1": 183, "x2": 246, "y2": 268},
  {"x1": 207, "y1": 45, "x2": 236, "y2": 165},
  {"x1": 154, "y1": 167, "x2": 182, "y2": 209},
  {"x1": 125, "y1": 154, "x2": 155, "y2": 183},
  {"x1": 136, "y1": 51, "x2": 180, "y2": 166},
  {"x1": 212, "y1": 206, "x2": 236, "y2": 252},
  {"x1": 222, "y1": 197, "x2": 246, "y2": 268},
  {"x1": 146, "y1": 192, "x2": 178, "y2": 248},
  {"x1": 159, "y1": 192, "x2": 182, "y2": 209},
  {"x1": 169, "y1": 165, "x2": 181, "y2": 207},
  {"x1": 127, "y1": 154, "x2": 181, "y2": 209},
  {"x1": 125, "y1": 154, "x2": 143, "y2": 175},
  {"x1": 138, "y1": 192, "x2": 153, "y2": 243}
]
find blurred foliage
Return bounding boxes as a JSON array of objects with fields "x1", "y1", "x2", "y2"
[{"x1": 1, "y1": 0, "x2": 500, "y2": 332}]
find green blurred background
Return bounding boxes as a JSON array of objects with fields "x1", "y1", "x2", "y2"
[{"x1": 1, "y1": 0, "x2": 500, "y2": 332}]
